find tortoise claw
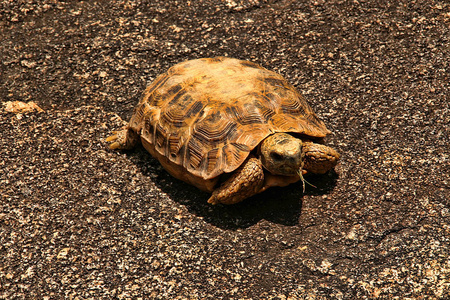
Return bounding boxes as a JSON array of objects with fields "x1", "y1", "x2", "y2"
[
  {"x1": 106, "y1": 128, "x2": 139, "y2": 150},
  {"x1": 106, "y1": 133, "x2": 118, "y2": 142},
  {"x1": 106, "y1": 132, "x2": 121, "y2": 149},
  {"x1": 108, "y1": 141, "x2": 121, "y2": 150},
  {"x1": 207, "y1": 196, "x2": 219, "y2": 205}
]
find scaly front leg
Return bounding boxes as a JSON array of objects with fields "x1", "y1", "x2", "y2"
[{"x1": 208, "y1": 156, "x2": 265, "y2": 205}]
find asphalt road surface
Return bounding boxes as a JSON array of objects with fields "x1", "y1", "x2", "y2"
[{"x1": 1, "y1": 0, "x2": 449, "y2": 298}]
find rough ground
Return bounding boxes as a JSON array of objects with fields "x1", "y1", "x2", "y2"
[{"x1": 1, "y1": 0, "x2": 449, "y2": 299}]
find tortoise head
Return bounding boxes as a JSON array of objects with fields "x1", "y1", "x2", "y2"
[
  {"x1": 260, "y1": 133, "x2": 340, "y2": 177},
  {"x1": 260, "y1": 133, "x2": 304, "y2": 176}
]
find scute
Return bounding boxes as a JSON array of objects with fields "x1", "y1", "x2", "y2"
[
  {"x1": 192, "y1": 111, "x2": 237, "y2": 145},
  {"x1": 132, "y1": 57, "x2": 330, "y2": 180}
]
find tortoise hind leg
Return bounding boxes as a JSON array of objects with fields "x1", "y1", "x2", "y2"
[
  {"x1": 107, "y1": 102, "x2": 154, "y2": 150},
  {"x1": 208, "y1": 156, "x2": 265, "y2": 205},
  {"x1": 106, "y1": 127, "x2": 139, "y2": 150}
]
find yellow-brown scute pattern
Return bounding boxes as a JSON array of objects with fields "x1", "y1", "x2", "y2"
[{"x1": 131, "y1": 57, "x2": 330, "y2": 180}]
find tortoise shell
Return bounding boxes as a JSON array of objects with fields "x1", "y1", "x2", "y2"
[{"x1": 128, "y1": 57, "x2": 330, "y2": 187}]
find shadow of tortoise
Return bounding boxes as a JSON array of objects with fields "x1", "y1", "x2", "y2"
[{"x1": 125, "y1": 147, "x2": 339, "y2": 230}]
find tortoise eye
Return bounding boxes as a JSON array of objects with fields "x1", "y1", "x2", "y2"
[{"x1": 270, "y1": 152, "x2": 283, "y2": 161}]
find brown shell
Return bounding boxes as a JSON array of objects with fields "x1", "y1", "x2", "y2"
[{"x1": 129, "y1": 57, "x2": 330, "y2": 180}]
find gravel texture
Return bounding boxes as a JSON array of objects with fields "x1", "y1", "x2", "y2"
[{"x1": 1, "y1": 0, "x2": 449, "y2": 299}]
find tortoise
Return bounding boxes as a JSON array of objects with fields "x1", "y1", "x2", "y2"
[{"x1": 107, "y1": 57, "x2": 340, "y2": 205}]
